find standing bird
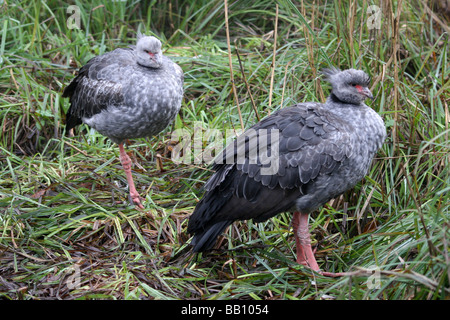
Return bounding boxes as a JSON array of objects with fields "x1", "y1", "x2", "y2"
[
  {"x1": 187, "y1": 67, "x2": 385, "y2": 275},
  {"x1": 63, "y1": 34, "x2": 184, "y2": 209}
]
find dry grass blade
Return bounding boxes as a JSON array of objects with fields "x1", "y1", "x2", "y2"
[
  {"x1": 224, "y1": 0, "x2": 244, "y2": 131},
  {"x1": 268, "y1": 4, "x2": 279, "y2": 110},
  {"x1": 235, "y1": 47, "x2": 260, "y2": 121}
]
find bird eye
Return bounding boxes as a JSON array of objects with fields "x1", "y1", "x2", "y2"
[{"x1": 350, "y1": 83, "x2": 356, "y2": 86}]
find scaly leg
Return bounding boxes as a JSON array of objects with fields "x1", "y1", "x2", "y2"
[
  {"x1": 292, "y1": 212, "x2": 346, "y2": 277},
  {"x1": 293, "y1": 211, "x2": 320, "y2": 271},
  {"x1": 118, "y1": 143, "x2": 144, "y2": 209}
]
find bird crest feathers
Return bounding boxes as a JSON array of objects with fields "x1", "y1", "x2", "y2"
[
  {"x1": 321, "y1": 67, "x2": 341, "y2": 84},
  {"x1": 137, "y1": 31, "x2": 145, "y2": 41},
  {"x1": 321, "y1": 66, "x2": 341, "y2": 80},
  {"x1": 321, "y1": 67, "x2": 371, "y2": 87}
]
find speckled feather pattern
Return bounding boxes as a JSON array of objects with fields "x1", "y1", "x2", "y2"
[
  {"x1": 188, "y1": 69, "x2": 386, "y2": 252},
  {"x1": 64, "y1": 45, "x2": 184, "y2": 144}
]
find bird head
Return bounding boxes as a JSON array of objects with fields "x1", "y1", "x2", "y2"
[
  {"x1": 136, "y1": 34, "x2": 163, "y2": 68},
  {"x1": 321, "y1": 67, "x2": 373, "y2": 105}
]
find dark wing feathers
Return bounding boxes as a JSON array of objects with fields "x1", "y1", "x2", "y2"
[
  {"x1": 63, "y1": 48, "x2": 133, "y2": 130},
  {"x1": 188, "y1": 104, "x2": 351, "y2": 251},
  {"x1": 188, "y1": 169, "x2": 301, "y2": 252}
]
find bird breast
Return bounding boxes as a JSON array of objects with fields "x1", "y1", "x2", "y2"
[
  {"x1": 335, "y1": 105, "x2": 386, "y2": 182},
  {"x1": 297, "y1": 104, "x2": 385, "y2": 212},
  {"x1": 83, "y1": 63, "x2": 183, "y2": 143}
]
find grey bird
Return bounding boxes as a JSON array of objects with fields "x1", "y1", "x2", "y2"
[
  {"x1": 63, "y1": 34, "x2": 184, "y2": 208},
  {"x1": 187, "y1": 67, "x2": 385, "y2": 276}
]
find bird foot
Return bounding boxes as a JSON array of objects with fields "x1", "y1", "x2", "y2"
[
  {"x1": 319, "y1": 271, "x2": 350, "y2": 277},
  {"x1": 297, "y1": 256, "x2": 320, "y2": 273},
  {"x1": 129, "y1": 191, "x2": 145, "y2": 209},
  {"x1": 293, "y1": 212, "x2": 347, "y2": 277},
  {"x1": 297, "y1": 260, "x2": 347, "y2": 277}
]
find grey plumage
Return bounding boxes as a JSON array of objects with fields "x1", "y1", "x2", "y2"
[
  {"x1": 188, "y1": 67, "x2": 385, "y2": 254},
  {"x1": 63, "y1": 35, "x2": 184, "y2": 144},
  {"x1": 63, "y1": 35, "x2": 184, "y2": 208}
]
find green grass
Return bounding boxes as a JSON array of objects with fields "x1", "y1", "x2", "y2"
[{"x1": 0, "y1": 0, "x2": 449, "y2": 300}]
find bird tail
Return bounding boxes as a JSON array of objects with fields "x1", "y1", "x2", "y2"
[
  {"x1": 189, "y1": 220, "x2": 233, "y2": 252},
  {"x1": 188, "y1": 172, "x2": 234, "y2": 252}
]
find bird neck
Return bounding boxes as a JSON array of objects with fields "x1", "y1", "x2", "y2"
[{"x1": 328, "y1": 93, "x2": 361, "y2": 107}]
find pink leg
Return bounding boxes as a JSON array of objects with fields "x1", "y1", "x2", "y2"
[
  {"x1": 118, "y1": 143, "x2": 144, "y2": 209},
  {"x1": 293, "y1": 212, "x2": 320, "y2": 271},
  {"x1": 292, "y1": 212, "x2": 346, "y2": 277}
]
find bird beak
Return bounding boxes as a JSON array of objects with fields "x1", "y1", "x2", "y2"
[
  {"x1": 361, "y1": 86, "x2": 374, "y2": 100},
  {"x1": 356, "y1": 85, "x2": 374, "y2": 100}
]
